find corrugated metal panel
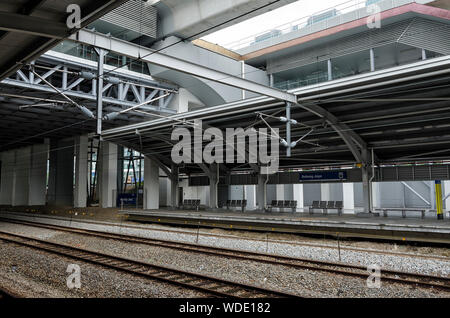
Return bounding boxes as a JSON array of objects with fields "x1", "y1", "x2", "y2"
[
  {"x1": 398, "y1": 18, "x2": 450, "y2": 55},
  {"x1": 268, "y1": 19, "x2": 411, "y2": 74},
  {"x1": 381, "y1": 167, "x2": 398, "y2": 181},
  {"x1": 398, "y1": 166, "x2": 414, "y2": 180},
  {"x1": 100, "y1": 0, "x2": 157, "y2": 39},
  {"x1": 431, "y1": 165, "x2": 449, "y2": 179},
  {"x1": 414, "y1": 166, "x2": 431, "y2": 180},
  {"x1": 188, "y1": 165, "x2": 450, "y2": 186}
]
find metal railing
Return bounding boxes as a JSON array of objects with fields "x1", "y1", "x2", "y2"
[{"x1": 225, "y1": 0, "x2": 418, "y2": 51}]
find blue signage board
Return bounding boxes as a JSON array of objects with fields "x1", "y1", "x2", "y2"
[
  {"x1": 117, "y1": 193, "x2": 137, "y2": 207},
  {"x1": 299, "y1": 171, "x2": 348, "y2": 182}
]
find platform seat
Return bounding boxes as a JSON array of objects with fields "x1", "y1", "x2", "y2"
[
  {"x1": 335, "y1": 201, "x2": 344, "y2": 215},
  {"x1": 182, "y1": 199, "x2": 201, "y2": 210},
  {"x1": 226, "y1": 199, "x2": 247, "y2": 211},
  {"x1": 269, "y1": 200, "x2": 297, "y2": 212},
  {"x1": 309, "y1": 201, "x2": 320, "y2": 214},
  {"x1": 374, "y1": 208, "x2": 433, "y2": 219},
  {"x1": 309, "y1": 200, "x2": 343, "y2": 215}
]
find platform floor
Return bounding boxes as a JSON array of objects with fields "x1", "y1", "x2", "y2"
[{"x1": 122, "y1": 209, "x2": 450, "y2": 244}]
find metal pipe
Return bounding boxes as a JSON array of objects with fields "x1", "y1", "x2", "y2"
[
  {"x1": 286, "y1": 102, "x2": 292, "y2": 157},
  {"x1": 31, "y1": 69, "x2": 95, "y2": 118},
  {"x1": 369, "y1": 148, "x2": 375, "y2": 212},
  {"x1": 95, "y1": 48, "x2": 108, "y2": 135}
]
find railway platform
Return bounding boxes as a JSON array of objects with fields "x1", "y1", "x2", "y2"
[{"x1": 122, "y1": 209, "x2": 450, "y2": 244}]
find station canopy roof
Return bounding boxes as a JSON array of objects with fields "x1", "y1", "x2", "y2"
[{"x1": 0, "y1": 0, "x2": 128, "y2": 81}]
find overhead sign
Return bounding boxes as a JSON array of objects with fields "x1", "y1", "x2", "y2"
[
  {"x1": 117, "y1": 193, "x2": 137, "y2": 207},
  {"x1": 299, "y1": 171, "x2": 348, "y2": 182}
]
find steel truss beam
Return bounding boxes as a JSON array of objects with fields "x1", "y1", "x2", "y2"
[
  {"x1": 70, "y1": 29, "x2": 297, "y2": 104},
  {"x1": 73, "y1": 29, "x2": 371, "y2": 163},
  {"x1": 1, "y1": 54, "x2": 178, "y2": 119}
]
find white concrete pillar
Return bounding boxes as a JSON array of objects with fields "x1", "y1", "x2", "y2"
[
  {"x1": 98, "y1": 142, "x2": 118, "y2": 208},
  {"x1": 28, "y1": 144, "x2": 49, "y2": 206},
  {"x1": 245, "y1": 185, "x2": 256, "y2": 209},
  {"x1": 343, "y1": 183, "x2": 355, "y2": 212},
  {"x1": 74, "y1": 136, "x2": 88, "y2": 208},
  {"x1": 372, "y1": 182, "x2": 380, "y2": 209},
  {"x1": 144, "y1": 157, "x2": 159, "y2": 210},
  {"x1": 257, "y1": 174, "x2": 267, "y2": 210},
  {"x1": 0, "y1": 151, "x2": 15, "y2": 205},
  {"x1": 362, "y1": 166, "x2": 372, "y2": 213},
  {"x1": 159, "y1": 176, "x2": 170, "y2": 207},
  {"x1": 293, "y1": 184, "x2": 304, "y2": 209},
  {"x1": 12, "y1": 147, "x2": 31, "y2": 206},
  {"x1": 209, "y1": 164, "x2": 219, "y2": 209},
  {"x1": 170, "y1": 164, "x2": 179, "y2": 208},
  {"x1": 48, "y1": 139, "x2": 75, "y2": 206},
  {"x1": 321, "y1": 183, "x2": 331, "y2": 201},
  {"x1": 276, "y1": 184, "x2": 285, "y2": 201}
]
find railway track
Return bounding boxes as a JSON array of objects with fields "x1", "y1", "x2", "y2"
[
  {"x1": 2, "y1": 211, "x2": 447, "y2": 262},
  {"x1": 0, "y1": 287, "x2": 19, "y2": 299},
  {"x1": 1, "y1": 217, "x2": 449, "y2": 291},
  {"x1": 0, "y1": 230, "x2": 299, "y2": 298}
]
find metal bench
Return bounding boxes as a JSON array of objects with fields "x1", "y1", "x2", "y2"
[
  {"x1": 335, "y1": 201, "x2": 344, "y2": 215},
  {"x1": 182, "y1": 199, "x2": 201, "y2": 211},
  {"x1": 226, "y1": 199, "x2": 247, "y2": 211},
  {"x1": 309, "y1": 201, "x2": 320, "y2": 214},
  {"x1": 309, "y1": 200, "x2": 344, "y2": 215},
  {"x1": 269, "y1": 200, "x2": 297, "y2": 212},
  {"x1": 374, "y1": 208, "x2": 434, "y2": 219}
]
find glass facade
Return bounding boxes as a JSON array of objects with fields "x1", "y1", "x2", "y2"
[
  {"x1": 52, "y1": 41, "x2": 150, "y2": 75},
  {"x1": 273, "y1": 44, "x2": 443, "y2": 91}
]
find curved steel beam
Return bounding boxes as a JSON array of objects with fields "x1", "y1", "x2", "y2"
[{"x1": 295, "y1": 102, "x2": 368, "y2": 163}]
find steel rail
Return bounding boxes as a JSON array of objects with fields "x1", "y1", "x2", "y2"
[
  {"x1": 1, "y1": 217, "x2": 448, "y2": 291},
  {"x1": 1, "y1": 213, "x2": 448, "y2": 261},
  {"x1": 0, "y1": 230, "x2": 299, "y2": 298}
]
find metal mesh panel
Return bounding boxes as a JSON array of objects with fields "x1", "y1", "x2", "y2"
[
  {"x1": 398, "y1": 18, "x2": 450, "y2": 56},
  {"x1": 268, "y1": 19, "x2": 411, "y2": 74},
  {"x1": 100, "y1": 0, "x2": 157, "y2": 39},
  {"x1": 431, "y1": 165, "x2": 450, "y2": 180},
  {"x1": 398, "y1": 166, "x2": 414, "y2": 180},
  {"x1": 414, "y1": 166, "x2": 432, "y2": 180}
]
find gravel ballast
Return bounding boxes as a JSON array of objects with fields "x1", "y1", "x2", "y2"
[{"x1": 0, "y1": 221, "x2": 448, "y2": 298}]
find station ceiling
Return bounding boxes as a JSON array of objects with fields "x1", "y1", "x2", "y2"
[
  {"x1": 0, "y1": 0, "x2": 128, "y2": 81},
  {"x1": 101, "y1": 59, "x2": 450, "y2": 173}
]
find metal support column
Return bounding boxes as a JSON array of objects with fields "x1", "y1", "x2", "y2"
[
  {"x1": 327, "y1": 59, "x2": 333, "y2": 81},
  {"x1": 209, "y1": 163, "x2": 219, "y2": 209},
  {"x1": 257, "y1": 171, "x2": 268, "y2": 212},
  {"x1": 171, "y1": 163, "x2": 180, "y2": 208},
  {"x1": 361, "y1": 150, "x2": 372, "y2": 214},
  {"x1": 370, "y1": 48, "x2": 375, "y2": 72},
  {"x1": 435, "y1": 180, "x2": 444, "y2": 220},
  {"x1": 95, "y1": 48, "x2": 108, "y2": 135},
  {"x1": 286, "y1": 102, "x2": 292, "y2": 157},
  {"x1": 422, "y1": 49, "x2": 427, "y2": 61},
  {"x1": 241, "y1": 61, "x2": 246, "y2": 100}
]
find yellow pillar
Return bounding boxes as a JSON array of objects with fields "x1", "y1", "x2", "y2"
[{"x1": 435, "y1": 180, "x2": 444, "y2": 220}]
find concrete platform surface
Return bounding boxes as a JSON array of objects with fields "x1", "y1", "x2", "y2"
[{"x1": 122, "y1": 209, "x2": 450, "y2": 244}]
